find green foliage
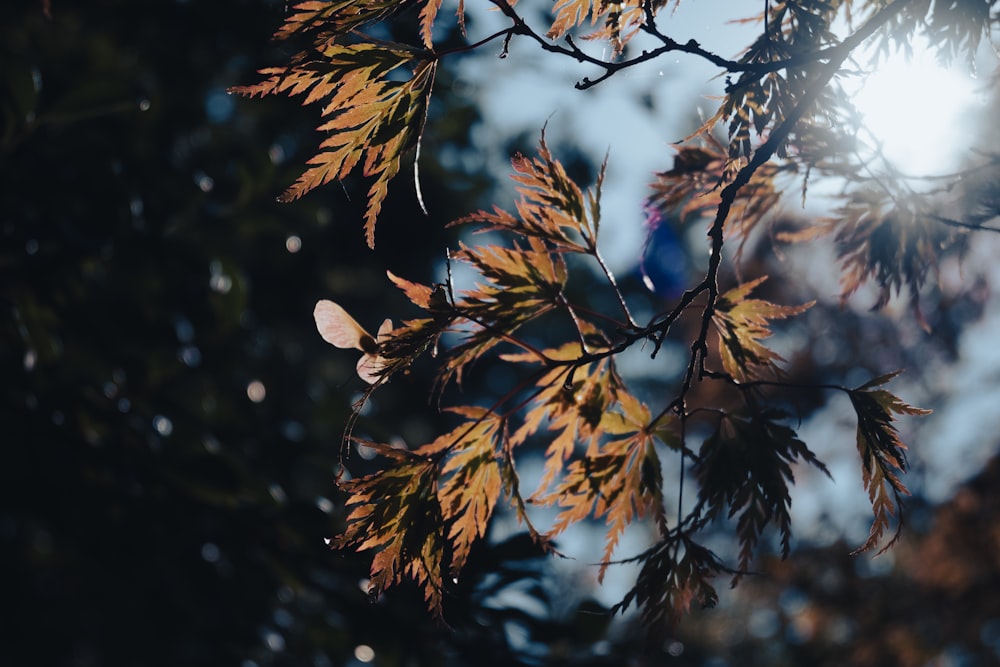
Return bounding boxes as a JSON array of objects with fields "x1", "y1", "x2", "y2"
[{"x1": 235, "y1": 0, "x2": 997, "y2": 631}]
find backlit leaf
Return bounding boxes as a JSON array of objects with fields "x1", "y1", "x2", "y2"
[
  {"x1": 848, "y1": 372, "x2": 931, "y2": 555},
  {"x1": 713, "y1": 277, "x2": 813, "y2": 382},
  {"x1": 231, "y1": 42, "x2": 436, "y2": 247}
]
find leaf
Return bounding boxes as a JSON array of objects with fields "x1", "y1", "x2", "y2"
[
  {"x1": 512, "y1": 348, "x2": 619, "y2": 493},
  {"x1": 712, "y1": 277, "x2": 813, "y2": 382},
  {"x1": 546, "y1": 0, "x2": 666, "y2": 54},
  {"x1": 612, "y1": 536, "x2": 726, "y2": 627},
  {"x1": 434, "y1": 407, "x2": 504, "y2": 573},
  {"x1": 848, "y1": 373, "x2": 931, "y2": 555},
  {"x1": 821, "y1": 188, "x2": 956, "y2": 312},
  {"x1": 332, "y1": 451, "x2": 447, "y2": 614},
  {"x1": 273, "y1": 0, "x2": 465, "y2": 47},
  {"x1": 438, "y1": 237, "x2": 568, "y2": 387},
  {"x1": 230, "y1": 42, "x2": 436, "y2": 247},
  {"x1": 648, "y1": 137, "x2": 784, "y2": 236},
  {"x1": 695, "y1": 410, "x2": 830, "y2": 583},
  {"x1": 333, "y1": 408, "x2": 507, "y2": 615},
  {"x1": 453, "y1": 132, "x2": 600, "y2": 253},
  {"x1": 274, "y1": 1, "x2": 398, "y2": 40}
]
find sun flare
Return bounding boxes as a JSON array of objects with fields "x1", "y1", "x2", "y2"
[{"x1": 848, "y1": 40, "x2": 984, "y2": 177}]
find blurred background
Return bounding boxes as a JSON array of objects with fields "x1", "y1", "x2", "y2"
[{"x1": 3, "y1": 1, "x2": 1000, "y2": 666}]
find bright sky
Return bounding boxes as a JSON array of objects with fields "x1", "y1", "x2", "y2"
[{"x1": 847, "y1": 37, "x2": 986, "y2": 177}]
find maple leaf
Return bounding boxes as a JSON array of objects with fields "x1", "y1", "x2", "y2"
[
  {"x1": 848, "y1": 371, "x2": 931, "y2": 555},
  {"x1": 648, "y1": 137, "x2": 784, "y2": 236},
  {"x1": 695, "y1": 410, "x2": 830, "y2": 583},
  {"x1": 507, "y1": 344, "x2": 620, "y2": 493},
  {"x1": 547, "y1": 0, "x2": 669, "y2": 54},
  {"x1": 712, "y1": 277, "x2": 813, "y2": 382},
  {"x1": 454, "y1": 132, "x2": 603, "y2": 253},
  {"x1": 273, "y1": 0, "x2": 401, "y2": 41},
  {"x1": 825, "y1": 188, "x2": 956, "y2": 314},
  {"x1": 435, "y1": 407, "x2": 503, "y2": 573},
  {"x1": 273, "y1": 0, "x2": 465, "y2": 48},
  {"x1": 540, "y1": 390, "x2": 669, "y2": 579},
  {"x1": 331, "y1": 443, "x2": 447, "y2": 613},
  {"x1": 612, "y1": 535, "x2": 726, "y2": 627},
  {"x1": 437, "y1": 237, "x2": 568, "y2": 387},
  {"x1": 333, "y1": 408, "x2": 506, "y2": 615},
  {"x1": 230, "y1": 42, "x2": 436, "y2": 247}
]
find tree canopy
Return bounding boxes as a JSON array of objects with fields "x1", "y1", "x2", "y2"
[
  {"x1": 5, "y1": 1, "x2": 1000, "y2": 665},
  {"x1": 231, "y1": 0, "x2": 999, "y2": 628}
]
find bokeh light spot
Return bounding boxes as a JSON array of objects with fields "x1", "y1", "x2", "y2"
[
  {"x1": 247, "y1": 380, "x2": 266, "y2": 402},
  {"x1": 353, "y1": 645, "x2": 375, "y2": 663},
  {"x1": 153, "y1": 415, "x2": 173, "y2": 436}
]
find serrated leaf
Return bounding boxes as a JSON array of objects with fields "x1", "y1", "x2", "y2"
[
  {"x1": 712, "y1": 276, "x2": 813, "y2": 382},
  {"x1": 612, "y1": 536, "x2": 725, "y2": 627},
  {"x1": 695, "y1": 411, "x2": 829, "y2": 583},
  {"x1": 332, "y1": 452, "x2": 447, "y2": 614},
  {"x1": 453, "y1": 132, "x2": 598, "y2": 252},
  {"x1": 231, "y1": 43, "x2": 436, "y2": 247},
  {"x1": 547, "y1": 0, "x2": 666, "y2": 54},
  {"x1": 648, "y1": 137, "x2": 783, "y2": 235},
  {"x1": 434, "y1": 408, "x2": 504, "y2": 573},
  {"x1": 848, "y1": 375, "x2": 931, "y2": 555}
]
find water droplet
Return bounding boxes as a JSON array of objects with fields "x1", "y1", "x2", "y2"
[
  {"x1": 102, "y1": 382, "x2": 117, "y2": 398},
  {"x1": 138, "y1": 98, "x2": 151, "y2": 112},
  {"x1": 129, "y1": 196, "x2": 144, "y2": 217},
  {"x1": 353, "y1": 645, "x2": 375, "y2": 663},
  {"x1": 30, "y1": 67, "x2": 42, "y2": 92},
  {"x1": 23, "y1": 349, "x2": 37, "y2": 371},
  {"x1": 117, "y1": 398, "x2": 131, "y2": 413},
  {"x1": 153, "y1": 415, "x2": 173, "y2": 436},
  {"x1": 285, "y1": 235, "x2": 301, "y2": 253},
  {"x1": 246, "y1": 380, "x2": 266, "y2": 403},
  {"x1": 174, "y1": 317, "x2": 195, "y2": 343}
]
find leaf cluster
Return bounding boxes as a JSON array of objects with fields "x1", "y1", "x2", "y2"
[{"x1": 232, "y1": 0, "x2": 984, "y2": 632}]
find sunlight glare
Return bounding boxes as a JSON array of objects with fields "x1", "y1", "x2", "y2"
[{"x1": 849, "y1": 40, "x2": 982, "y2": 176}]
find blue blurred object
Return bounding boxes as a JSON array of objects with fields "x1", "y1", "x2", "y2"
[{"x1": 639, "y1": 204, "x2": 687, "y2": 300}]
